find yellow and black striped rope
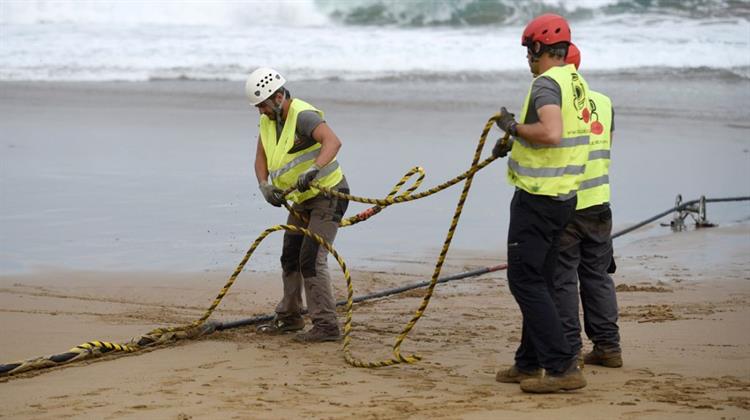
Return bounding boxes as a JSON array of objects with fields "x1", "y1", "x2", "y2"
[
  {"x1": 75, "y1": 341, "x2": 138, "y2": 353},
  {"x1": 279, "y1": 113, "x2": 504, "y2": 367},
  {"x1": 387, "y1": 115, "x2": 502, "y2": 365},
  {"x1": 339, "y1": 114, "x2": 504, "y2": 367},
  {"x1": 0, "y1": 114, "x2": 506, "y2": 377},
  {"x1": 0, "y1": 316, "x2": 217, "y2": 377},
  {"x1": 282, "y1": 165, "x2": 428, "y2": 228}
]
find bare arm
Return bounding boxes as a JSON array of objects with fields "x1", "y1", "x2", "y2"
[
  {"x1": 516, "y1": 104, "x2": 563, "y2": 146},
  {"x1": 310, "y1": 122, "x2": 342, "y2": 167},
  {"x1": 254, "y1": 136, "x2": 269, "y2": 184}
]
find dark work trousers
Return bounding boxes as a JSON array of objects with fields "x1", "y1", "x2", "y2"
[
  {"x1": 277, "y1": 178, "x2": 349, "y2": 329},
  {"x1": 507, "y1": 189, "x2": 577, "y2": 375},
  {"x1": 554, "y1": 203, "x2": 621, "y2": 353}
]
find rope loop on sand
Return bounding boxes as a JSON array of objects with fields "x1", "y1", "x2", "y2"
[
  {"x1": 0, "y1": 114, "x2": 505, "y2": 376},
  {"x1": 3, "y1": 109, "x2": 748, "y2": 377}
]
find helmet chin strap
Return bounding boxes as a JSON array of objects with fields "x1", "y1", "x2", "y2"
[{"x1": 272, "y1": 95, "x2": 285, "y2": 124}]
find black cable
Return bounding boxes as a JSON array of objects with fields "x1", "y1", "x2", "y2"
[
  {"x1": 220, "y1": 196, "x2": 750, "y2": 331},
  {"x1": 216, "y1": 264, "x2": 508, "y2": 331}
]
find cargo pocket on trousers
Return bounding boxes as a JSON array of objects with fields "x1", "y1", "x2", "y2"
[
  {"x1": 607, "y1": 255, "x2": 617, "y2": 274},
  {"x1": 508, "y1": 241, "x2": 522, "y2": 264},
  {"x1": 331, "y1": 188, "x2": 350, "y2": 223}
]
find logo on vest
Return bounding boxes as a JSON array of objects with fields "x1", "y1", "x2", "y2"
[
  {"x1": 571, "y1": 73, "x2": 590, "y2": 123},
  {"x1": 588, "y1": 98, "x2": 604, "y2": 135}
]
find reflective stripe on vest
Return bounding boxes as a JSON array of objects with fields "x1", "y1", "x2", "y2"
[
  {"x1": 507, "y1": 64, "x2": 591, "y2": 198},
  {"x1": 259, "y1": 99, "x2": 344, "y2": 204},
  {"x1": 578, "y1": 174, "x2": 609, "y2": 191},
  {"x1": 588, "y1": 149, "x2": 610, "y2": 160},
  {"x1": 576, "y1": 90, "x2": 612, "y2": 210},
  {"x1": 514, "y1": 134, "x2": 589, "y2": 149},
  {"x1": 508, "y1": 159, "x2": 585, "y2": 178}
]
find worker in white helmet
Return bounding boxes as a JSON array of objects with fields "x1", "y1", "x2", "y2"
[{"x1": 247, "y1": 67, "x2": 349, "y2": 342}]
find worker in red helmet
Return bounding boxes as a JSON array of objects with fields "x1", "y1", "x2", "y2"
[
  {"x1": 492, "y1": 13, "x2": 590, "y2": 393},
  {"x1": 553, "y1": 43, "x2": 623, "y2": 370},
  {"x1": 566, "y1": 42, "x2": 581, "y2": 70}
]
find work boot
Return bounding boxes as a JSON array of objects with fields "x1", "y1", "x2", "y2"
[
  {"x1": 577, "y1": 350, "x2": 585, "y2": 370},
  {"x1": 495, "y1": 365, "x2": 543, "y2": 383},
  {"x1": 520, "y1": 363, "x2": 587, "y2": 393},
  {"x1": 256, "y1": 315, "x2": 305, "y2": 335},
  {"x1": 584, "y1": 346, "x2": 623, "y2": 368},
  {"x1": 293, "y1": 324, "x2": 341, "y2": 343}
]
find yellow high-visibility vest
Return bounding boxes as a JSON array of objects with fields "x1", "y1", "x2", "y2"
[
  {"x1": 259, "y1": 99, "x2": 343, "y2": 204},
  {"x1": 507, "y1": 64, "x2": 591, "y2": 199},
  {"x1": 576, "y1": 90, "x2": 612, "y2": 209}
]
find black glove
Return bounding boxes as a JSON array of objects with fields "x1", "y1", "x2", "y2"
[
  {"x1": 492, "y1": 136, "x2": 513, "y2": 158},
  {"x1": 297, "y1": 165, "x2": 320, "y2": 192},
  {"x1": 259, "y1": 181, "x2": 284, "y2": 207},
  {"x1": 495, "y1": 107, "x2": 518, "y2": 136}
]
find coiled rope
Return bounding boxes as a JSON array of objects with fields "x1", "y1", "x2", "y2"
[{"x1": 0, "y1": 113, "x2": 505, "y2": 377}]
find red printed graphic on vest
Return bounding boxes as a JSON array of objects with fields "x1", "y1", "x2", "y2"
[{"x1": 591, "y1": 121, "x2": 604, "y2": 135}]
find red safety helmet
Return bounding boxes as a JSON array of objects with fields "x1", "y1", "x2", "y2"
[
  {"x1": 566, "y1": 43, "x2": 581, "y2": 70},
  {"x1": 522, "y1": 13, "x2": 571, "y2": 52}
]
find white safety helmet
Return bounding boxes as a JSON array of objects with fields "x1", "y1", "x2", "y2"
[{"x1": 245, "y1": 67, "x2": 286, "y2": 106}]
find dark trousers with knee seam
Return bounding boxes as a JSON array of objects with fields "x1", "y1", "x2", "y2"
[
  {"x1": 507, "y1": 189, "x2": 577, "y2": 375},
  {"x1": 276, "y1": 178, "x2": 349, "y2": 328},
  {"x1": 553, "y1": 203, "x2": 621, "y2": 354}
]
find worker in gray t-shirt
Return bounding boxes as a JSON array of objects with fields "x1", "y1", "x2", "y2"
[{"x1": 247, "y1": 67, "x2": 350, "y2": 343}]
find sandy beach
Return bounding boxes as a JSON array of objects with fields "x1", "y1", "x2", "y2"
[
  {"x1": 1, "y1": 224, "x2": 749, "y2": 419},
  {"x1": 1, "y1": 76, "x2": 749, "y2": 419}
]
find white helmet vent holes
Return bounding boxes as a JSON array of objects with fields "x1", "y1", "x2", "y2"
[
  {"x1": 245, "y1": 67, "x2": 286, "y2": 105},
  {"x1": 257, "y1": 73, "x2": 277, "y2": 88}
]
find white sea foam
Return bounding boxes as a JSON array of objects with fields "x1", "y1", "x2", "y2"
[{"x1": 0, "y1": 0, "x2": 748, "y2": 81}]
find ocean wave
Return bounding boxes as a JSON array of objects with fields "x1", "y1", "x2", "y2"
[
  {"x1": 1, "y1": 2, "x2": 748, "y2": 82},
  {"x1": 2, "y1": 0, "x2": 748, "y2": 27},
  {"x1": 320, "y1": 0, "x2": 750, "y2": 27},
  {"x1": 3, "y1": 66, "x2": 746, "y2": 84}
]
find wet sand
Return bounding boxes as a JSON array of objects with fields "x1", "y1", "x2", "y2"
[
  {"x1": 1, "y1": 77, "x2": 749, "y2": 273},
  {"x1": 1, "y1": 225, "x2": 749, "y2": 419}
]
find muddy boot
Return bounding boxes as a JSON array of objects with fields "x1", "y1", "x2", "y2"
[
  {"x1": 520, "y1": 363, "x2": 587, "y2": 393},
  {"x1": 584, "y1": 346, "x2": 623, "y2": 368},
  {"x1": 256, "y1": 315, "x2": 305, "y2": 335},
  {"x1": 495, "y1": 365, "x2": 543, "y2": 383},
  {"x1": 577, "y1": 350, "x2": 585, "y2": 370},
  {"x1": 293, "y1": 324, "x2": 341, "y2": 343}
]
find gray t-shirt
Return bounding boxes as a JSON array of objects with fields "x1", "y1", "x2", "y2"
[
  {"x1": 276, "y1": 109, "x2": 325, "y2": 153},
  {"x1": 526, "y1": 78, "x2": 616, "y2": 134},
  {"x1": 523, "y1": 76, "x2": 561, "y2": 124},
  {"x1": 296, "y1": 110, "x2": 325, "y2": 140}
]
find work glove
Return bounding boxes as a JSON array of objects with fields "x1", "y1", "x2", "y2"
[
  {"x1": 296, "y1": 164, "x2": 320, "y2": 192},
  {"x1": 492, "y1": 136, "x2": 513, "y2": 158},
  {"x1": 259, "y1": 181, "x2": 284, "y2": 207},
  {"x1": 495, "y1": 107, "x2": 518, "y2": 137}
]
